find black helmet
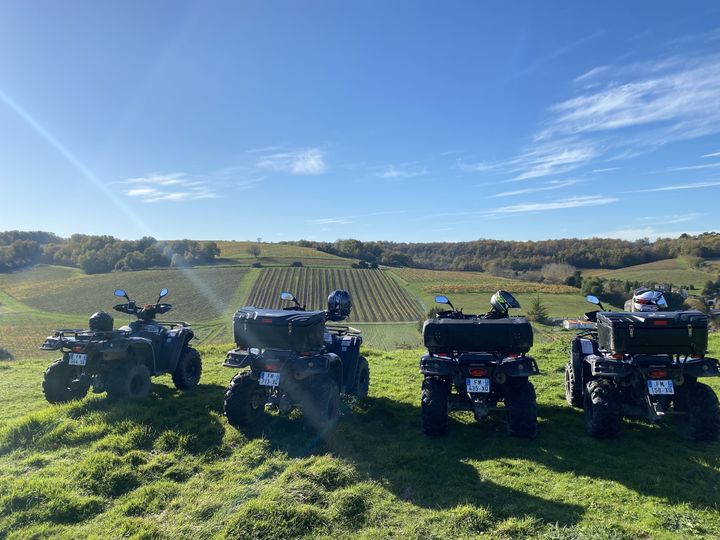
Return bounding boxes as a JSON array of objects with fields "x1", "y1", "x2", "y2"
[
  {"x1": 89, "y1": 311, "x2": 113, "y2": 331},
  {"x1": 490, "y1": 290, "x2": 520, "y2": 315},
  {"x1": 327, "y1": 290, "x2": 352, "y2": 321}
]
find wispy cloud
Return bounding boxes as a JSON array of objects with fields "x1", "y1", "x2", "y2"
[
  {"x1": 635, "y1": 213, "x2": 704, "y2": 225},
  {"x1": 702, "y1": 150, "x2": 720, "y2": 158},
  {"x1": 312, "y1": 217, "x2": 353, "y2": 225},
  {"x1": 591, "y1": 167, "x2": 620, "y2": 174},
  {"x1": 123, "y1": 172, "x2": 219, "y2": 203},
  {"x1": 666, "y1": 162, "x2": 720, "y2": 172},
  {"x1": 256, "y1": 148, "x2": 327, "y2": 175},
  {"x1": 378, "y1": 165, "x2": 427, "y2": 179},
  {"x1": 491, "y1": 179, "x2": 579, "y2": 198},
  {"x1": 508, "y1": 141, "x2": 597, "y2": 181},
  {"x1": 629, "y1": 180, "x2": 720, "y2": 193},
  {"x1": 591, "y1": 227, "x2": 707, "y2": 241},
  {"x1": 486, "y1": 195, "x2": 617, "y2": 215}
]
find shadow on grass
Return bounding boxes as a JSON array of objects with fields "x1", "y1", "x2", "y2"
[
  {"x1": 234, "y1": 395, "x2": 720, "y2": 524},
  {"x1": 66, "y1": 382, "x2": 228, "y2": 455}
]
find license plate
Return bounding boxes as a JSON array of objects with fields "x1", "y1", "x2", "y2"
[
  {"x1": 466, "y1": 378, "x2": 490, "y2": 393},
  {"x1": 68, "y1": 353, "x2": 87, "y2": 366},
  {"x1": 259, "y1": 371, "x2": 280, "y2": 387},
  {"x1": 647, "y1": 379, "x2": 674, "y2": 395}
]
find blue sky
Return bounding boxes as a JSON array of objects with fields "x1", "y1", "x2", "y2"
[{"x1": 1, "y1": 1, "x2": 720, "y2": 243}]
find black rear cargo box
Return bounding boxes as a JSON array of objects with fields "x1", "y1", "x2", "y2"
[
  {"x1": 423, "y1": 317, "x2": 533, "y2": 353},
  {"x1": 233, "y1": 307, "x2": 325, "y2": 351},
  {"x1": 596, "y1": 311, "x2": 708, "y2": 355}
]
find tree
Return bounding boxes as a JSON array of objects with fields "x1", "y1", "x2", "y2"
[
  {"x1": 247, "y1": 244, "x2": 261, "y2": 258},
  {"x1": 526, "y1": 294, "x2": 549, "y2": 324},
  {"x1": 540, "y1": 262, "x2": 576, "y2": 284}
]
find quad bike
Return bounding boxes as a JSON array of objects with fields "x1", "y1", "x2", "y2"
[
  {"x1": 40, "y1": 288, "x2": 202, "y2": 403},
  {"x1": 222, "y1": 289, "x2": 369, "y2": 433},
  {"x1": 419, "y1": 291, "x2": 539, "y2": 438},
  {"x1": 565, "y1": 294, "x2": 720, "y2": 440}
]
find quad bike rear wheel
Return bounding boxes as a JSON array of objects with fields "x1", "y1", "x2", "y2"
[
  {"x1": 172, "y1": 346, "x2": 202, "y2": 390},
  {"x1": 674, "y1": 381, "x2": 720, "y2": 442},
  {"x1": 564, "y1": 361, "x2": 583, "y2": 408},
  {"x1": 421, "y1": 377, "x2": 449, "y2": 436},
  {"x1": 584, "y1": 379, "x2": 622, "y2": 438},
  {"x1": 224, "y1": 371, "x2": 266, "y2": 428},
  {"x1": 43, "y1": 358, "x2": 89, "y2": 404},
  {"x1": 505, "y1": 377, "x2": 538, "y2": 438},
  {"x1": 106, "y1": 363, "x2": 151, "y2": 401},
  {"x1": 300, "y1": 376, "x2": 341, "y2": 433}
]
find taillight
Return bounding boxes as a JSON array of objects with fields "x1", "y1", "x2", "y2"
[
  {"x1": 261, "y1": 318, "x2": 273, "y2": 324},
  {"x1": 652, "y1": 320, "x2": 668, "y2": 326},
  {"x1": 611, "y1": 353, "x2": 623, "y2": 359},
  {"x1": 469, "y1": 368, "x2": 487, "y2": 377},
  {"x1": 263, "y1": 364, "x2": 278, "y2": 372},
  {"x1": 635, "y1": 298, "x2": 651, "y2": 305},
  {"x1": 72, "y1": 346, "x2": 84, "y2": 353},
  {"x1": 691, "y1": 354, "x2": 704, "y2": 359},
  {"x1": 648, "y1": 370, "x2": 668, "y2": 379},
  {"x1": 507, "y1": 354, "x2": 519, "y2": 359}
]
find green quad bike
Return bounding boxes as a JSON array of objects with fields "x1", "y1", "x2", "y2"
[
  {"x1": 223, "y1": 290, "x2": 369, "y2": 433},
  {"x1": 40, "y1": 288, "x2": 202, "y2": 403},
  {"x1": 419, "y1": 291, "x2": 539, "y2": 438},
  {"x1": 565, "y1": 294, "x2": 720, "y2": 441}
]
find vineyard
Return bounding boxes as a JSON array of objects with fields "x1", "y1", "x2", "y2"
[
  {"x1": 245, "y1": 267, "x2": 422, "y2": 322},
  {"x1": 215, "y1": 241, "x2": 352, "y2": 267}
]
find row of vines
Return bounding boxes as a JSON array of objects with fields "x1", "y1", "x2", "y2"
[{"x1": 245, "y1": 268, "x2": 422, "y2": 322}]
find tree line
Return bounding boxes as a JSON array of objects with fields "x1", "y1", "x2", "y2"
[
  {"x1": 286, "y1": 233, "x2": 720, "y2": 272},
  {"x1": 0, "y1": 231, "x2": 219, "y2": 274}
]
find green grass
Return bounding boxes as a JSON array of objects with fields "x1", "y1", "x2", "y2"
[
  {"x1": 215, "y1": 241, "x2": 353, "y2": 267},
  {"x1": 583, "y1": 258, "x2": 715, "y2": 289},
  {"x1": 1, "y1": 336, "x2": 719, "y2": 539}
]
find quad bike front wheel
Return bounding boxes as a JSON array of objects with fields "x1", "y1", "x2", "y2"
[
  {"x1": 505, "y1": 377, "x2": 538, "y2": 438},
  {"x1": 106, "y1": 363, "x2": 151, "y2": 401},
  {"x1": 224, "y1": 371, "x2": 266, "y2": 428},
  {"x1": 674, "y1": 381, "x2": 720, "y2": 442},
  {"x1": 300, "y1": 376, "x2": 341, "y2": 433},
  {"x1": 584, "y1": 379, "x2": 622, "y2": 438},
  {"x1": 172, "y1": 346, "x2": 202, "y2": 390},
  {"x1": 352, "y1": 356, "x2": 370, "y2": 398},
  {"x1": 421, "y1": 377, "x2": 449, "y2": 436},
  {"x1": 43, "y1": 358, "x2": 89, "y2": 404},
  {"x1": 564, "y1": 361, "x2": 583, "y2": 408}
]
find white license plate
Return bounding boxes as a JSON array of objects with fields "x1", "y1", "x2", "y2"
[
  {"x1": 68, "y1": 353, "x2": 87, "y2": 366},
  {"x1": 259, "y1": 371, "x2": 280, "y2": 387},
  {"x1": 647, "y1": 379, "x2": 674, "y2": 395},
  {"x1": 466, "y1": 378, "x2": 491, "y2": 393}
]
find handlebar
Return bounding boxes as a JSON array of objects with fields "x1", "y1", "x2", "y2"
[{"x1": 114, "y1": 302, "x2": 172, "y2": 319}]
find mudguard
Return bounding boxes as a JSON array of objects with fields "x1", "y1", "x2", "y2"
[
  {"x1": 586, "y1": 355, "x2": 632, "y2": 378},
  {"x1": 224, "y1": 348, "x2": 253, "y2": 369},
  {"x1": 497, "y1": 355, "x2": 540, "y2": 378},
  {"x1": 419, "y1": 354, "x2": 454, "y2": 376},
  {"x1": 682, "y1": 356, "x2": 720, "y2": 378}
]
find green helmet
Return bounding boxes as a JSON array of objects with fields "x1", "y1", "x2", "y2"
[{"x1": 490, "y1": 290, "x2": 520, "y2": 315}]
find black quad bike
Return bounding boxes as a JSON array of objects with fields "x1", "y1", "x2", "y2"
[
  {"x1": 565, "y1": 295, "x2": 720, "y2": 440},
  {"x1": 40, "y1": 288, "x2": 202, "y2": 403},
  {"x1": 419, "y1": 292, "x2": 539, "y2": 438},
  {"x1": 222, "y1": 290, "x2": 369, "y2": 433}
]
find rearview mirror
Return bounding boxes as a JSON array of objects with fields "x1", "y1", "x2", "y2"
[
  {"x1": 435, "y1": 295, "x2": 450, "y2": 305},
  {"x1": 585, "y1": 295, "x2": 600, "y2": 305},
  {"x1": 114, "y1": 289, "x2": 127, "y2": 298},
  {"x1": 280, "y1": 292, "x2": 295, "y2": 301},
  {"x1": 159, "y1": 287, "x2": 169, "y2": 298}
]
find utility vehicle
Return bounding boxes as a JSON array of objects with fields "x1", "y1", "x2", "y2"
[
  {"x1": 41, "y1": 288, "x2": 202, "y2": 403},
  {"x1": 419, "y1": 290, "x2": 539, "y2": 437},
  {"x1": 565, "y1": 294, "x2": 720, "y2": 440},
  {"x1": 223, "y1": 290, "x2": 369, "y2": 433}
]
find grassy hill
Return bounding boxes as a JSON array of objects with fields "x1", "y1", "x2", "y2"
[
  {"x1": 215, "y1": 241, "x2": 353, "y2": 267},
  {"x1": 582, "y1": 258, "x2": 716, "y2": 289},
  {"x1": 1, "y1": 337, "x2": 719, "y2": 539}
]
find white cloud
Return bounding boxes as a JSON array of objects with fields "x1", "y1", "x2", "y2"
[
  {"x1": 486, "y1": 195, "x2": 617, "y2": 215},
  {"x1": 574, "y1": 65, "x2": 610, "y2": 83},
  {"x1": 311, "y1": 217, "x2": 352, "y2": 225},
  {"x1": 591, "y1": 167, "x2": 620, "y2": 173},
  {"x1": 630, "y1": 180, "x2": 720, "y2": 193},
  {"x1": 121, "y1": 169, "x2": 260, "y2": 203},
  {"x1": 378, "y1": 165, "x2": 427, "y2": 179},
  {"x1": 508, "y1": 141, "x2": 598, "y2": 181},
  {"x1": 491, "y1": 179, "x2": 579, "y2": 198},
  {"x1": 667, "y1": 162, "x2": 720, "y2": 172},
  {"x1": 635, "y1": 213, "x2": 704, "y2": 225},
  {"x1": 702, "y1": 150, "x2": 720, "y2": 158},
  {"x1": 256, "y1": 148, "x2": 327, "y2": 175}
]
